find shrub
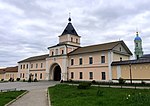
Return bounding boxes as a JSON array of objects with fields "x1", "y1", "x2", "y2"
[
  {"x1": 8, "y1": 78, "x2": 14, "y2": 82},
  {"x1": 92, "y1": 80, "x2": 96, "y2": 84},
  {"x1": 68, "y1": 79, "x2": 72, "y2": 82},
  {"x1": 141, "y1": 80, "x2": 146, "y2": 85},
  {"x1": 118, "y1": 77, "x2": 125, "y2": 84},
  {"x1": 34, "y1": 78, "x2": 38, "y2": 82},
  {"x1": 77, "y1": 82, "x2": 91, "y2": 89},
  {"x1": 16, "y1": 78, "x2": 20, "y2": 81},
  {"x1": 23, "y1": 79, "x2": 26, "y2": 82}
]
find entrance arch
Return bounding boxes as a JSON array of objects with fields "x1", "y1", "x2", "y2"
[
  {"x1": 49, "y1": 63, "x2": 61, "y2": 81},
  {"x1": 54, "y1": 65, "x2": 61, "y2": 81}
]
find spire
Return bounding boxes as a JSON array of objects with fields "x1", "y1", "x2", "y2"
[
  {"x1": 136, "y1": 31, "x2": 139, "y2": 37},
  {"x1": 68, "y1": 12, "x2": 71, "y2": 23}
]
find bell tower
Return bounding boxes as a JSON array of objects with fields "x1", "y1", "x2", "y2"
[
  {"x1": 134, "y1": 32, "x2": 143, "y2": 59},
  {"x1": 59, "y1": 15, "x2": 81, "y2": 47}
]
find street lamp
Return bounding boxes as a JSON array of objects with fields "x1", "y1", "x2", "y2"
[{"x1": 129, "y1": 64, "x2": 132, "y2": 84}]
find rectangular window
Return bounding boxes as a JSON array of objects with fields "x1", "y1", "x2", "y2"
[
  {"x1": 76, "y1": 39, "x2": 78, "y2": 43},
  {"x1": 20, "y1": 73, "x2": 22, "y2": 78},
  {"x1": 79, "y1": 72, "x2": 83, "y2": 79},
  {"x1": 23, "y1": 64, "x2": 25, "y2": 69},
  {"x1": 79, "y1": 58, "x2": 82, "y2": 65},
  {"x1": 89, "y1": 57, "x2": 93, "y2": 64},
  {"x1": 71, "y1": 59, "x2": 74, "y2": 65},
  {"x1": 31, "y1": 64, "x2": 33, "y2": 68},
  {"x1": 40, "y1": 73, "x2": 42, "y2": 79},
  {"x1": 101, "y1": 56, "x2": 105, "y2": 63},
  {"x1": 21, "y1": 65, "x2": 22, "y2": 69},
  {"x1": 120, "y1": 57, "x2": 122, "y2": 61},
  {"x1": 102, "y1": 72, "x2": 106, "y2": 80},
  {"x1": 23, "y1": 73, "x2": 24, "y2": 78},
  {"x1": 41, "y1": 63, "x2": 43, "y2": 68},
  {"x1": 71, "y1": 72, "x2": 74, "y2": 79},
  {"x1": 26, "y1": 64, "x2": 28, "y2": 69},
  {"x1": 36, "y1": 64, "x2": 38, "y2": 68},
  {"x1": 89, "y1": 72, "x2": 93, "y2": 79}
]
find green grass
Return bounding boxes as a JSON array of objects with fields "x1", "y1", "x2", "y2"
[
  {"x1": 0, "y1": 90, "x2": 26, "y2": 106},
  {"x1": 48, "y1": 84, "x2": 150, "y2": 106}
]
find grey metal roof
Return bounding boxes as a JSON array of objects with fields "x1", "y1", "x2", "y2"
[
  {"x1": 140, "y1": 54, "x2": 150, "y2": 59},
  {"x1": 111, "y1": 58, "x2": 150, "y2": 66},
  {"x1": 61, "y1": 22, "x2": 78, "y2": 36}
]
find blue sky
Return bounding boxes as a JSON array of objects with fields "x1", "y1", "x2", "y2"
[{"x1": 0, "y1": 0, "x2": 150, "y2": 67}]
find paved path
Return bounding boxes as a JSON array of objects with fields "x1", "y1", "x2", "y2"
[
  {"x1": 10, "y1": 88, "x2": 48, "y2": 106},
  {"x1": 0, "y1": 81, "x2": 59, "y2": 106}
]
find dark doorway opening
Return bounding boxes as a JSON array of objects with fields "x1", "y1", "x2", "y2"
[{"x1": 54, "y1": 65, "x2": 61, "y2": 81}]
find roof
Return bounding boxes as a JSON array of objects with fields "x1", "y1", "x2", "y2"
[
  {"x1": 5, "y1": 66, "x2": 18, "y2": 72},
  {"x1": 140, "y1": 54, "x2": 150, "y2": 59},
  {"x1": 0, "y1": 66, "x2": 18, "y2": 73},
  {"x1": 18, "y1": 54, "x2": 49, "y2": 63},
  {"x1": 134, "y1": 32, "x2": 142, "y2": 41},
  {"x1": 111, "y1": 58, "x2": 150, "y2": 66},
  {"x1": 61, "y1": 18, "x2": 78, "y2": 36},
  {"x1": 48, "y1": 43, "x2": 79, "y2": 49},
  {"x1": 69, "y1": 40, "x2": 132, "y2": 55},
  {"x1": 134, "y1": 36, "x2": 142, "y2": 41},
  {"x1": 0, "y1": 68, "x2": 5, "y2": 74}
]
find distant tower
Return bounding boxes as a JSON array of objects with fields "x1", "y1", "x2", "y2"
[{"x1": 134, "y1": 32, "x2": 143, "y2": 59}]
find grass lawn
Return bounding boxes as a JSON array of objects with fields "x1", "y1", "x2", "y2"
[
  {"x1": 48, "y1": 84, "x2": 150, "y2": 106},
  {"x1": 0, "y1": 90, "x2": 26, "y2": 106}
]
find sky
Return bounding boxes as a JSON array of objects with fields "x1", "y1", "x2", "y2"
[{"x1": 0, "y1": 0, "x2": 150, "y2": 67}]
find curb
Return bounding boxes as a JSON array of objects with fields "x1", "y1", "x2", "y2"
[
  {"x1": 47, "y1": 88, "x2": 51, "y2": 106},
  {"x1": 5, "y1": 90, "x2": 29, "y2": 106}
]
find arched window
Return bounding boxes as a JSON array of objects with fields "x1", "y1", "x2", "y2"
[
  {"x1": 71, "y1": 37, "x2": 73, "y2": 42},
  {"x1": 52, "y1": 51, "x2": 54, "y2": 56}
]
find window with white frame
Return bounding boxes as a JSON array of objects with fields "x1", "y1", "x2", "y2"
[
  {"x1": 89, "y1": 57, "x2": 93, "y2": 64},
  {"x1": 79, "y1": 72, "x2": 83, "y2": 79},
  {"x1": 89, "y1": 72, "x2": 93, "y2": 79},
  {"x1": 101, "y1": 72, "x2": 106, "y2": 80},
  {"x1": 79, "y1": 58, "x2": 82, "y2": 65},
  {"x1": 101, "y1": 56, "x2": 105, "y2": 63},
  {"x1": 71, "y1": 59, "x2": 74, "y2": 65}
]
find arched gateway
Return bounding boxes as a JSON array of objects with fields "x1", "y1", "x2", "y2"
[{"x1": 50, "y1": 63, "x2": 61, "y2": 81}]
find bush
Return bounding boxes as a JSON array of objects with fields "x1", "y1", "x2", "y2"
[
  {"x1": 68, "y1": 79, "x2": 72, "y2": 82},
  {"x1": 23, "y1": 79, "x2": 26, "y2": 82},
  {"x1": 118, "y1": 77, "x2": 126, "y2": 84},
  {"x1": 92, "y1": 80, "x2": 96, "y2": 84},
  {"x1": 34, "y1": 78, "x2": 38, "y2": 82},
  {"x1": 8, "y1": 78, "x2": 14, "y2": 82},
  {"x1": 16, "y1": 78, "x2": 20, "y2": 81},
  {"x1": 141, "y1": 80, "x2": 146, "y2": 85},
  {"x1": 77, "y1": 82, "x2": 91, "y2": 89}
]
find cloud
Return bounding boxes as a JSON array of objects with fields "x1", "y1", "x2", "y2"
[{"x1": 0, "y1": 0, "x2": 150, "y2": 67}]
